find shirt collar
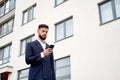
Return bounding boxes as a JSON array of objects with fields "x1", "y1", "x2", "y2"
[{"x1": 37, "y1": 39, "x2": 46, "y2": 45}]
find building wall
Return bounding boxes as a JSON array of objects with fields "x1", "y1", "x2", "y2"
[{"x1": 0, "y1": 0, "x2": 120, "y2": 80}]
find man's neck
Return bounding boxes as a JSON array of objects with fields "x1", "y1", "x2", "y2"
[{"x1": 38, "y1": 38, "x2": 45, "y2": 44}]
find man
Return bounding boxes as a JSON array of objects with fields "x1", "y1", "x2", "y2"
[{"x1": 25, "y1": 24, "x2": 56, "y2": 80}]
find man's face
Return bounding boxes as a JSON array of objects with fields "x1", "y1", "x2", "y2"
[{"x1": 37, "y1": 28, "x2": 48, "y2": 40}]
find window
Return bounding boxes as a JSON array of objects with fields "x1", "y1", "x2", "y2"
[
  {"x1": 18, "y1": 69, "x2": 29, "y2": 80},
  {"x1": 98, "y1": 0, "x2": 120, "y2": 24},
  {"x1": 55, "y1": 17, "x2": 73, "y2": 41},
  {"x1": 0, "y1": 0, "x2": 16, "y2": 17},
  {"x1": 22, "y1": 4, "x2": 36, "y2": 25},
  {"x1": 55, "y1": 57, "x2": 71, "y2": 80},
  {"x1": 115, "y1": 0, "x2": 120, "y2": 17},
  {"x1": 0, "y1": 4, "x2": 4, "y2": 17},
  {"x1": 20, "y1": 35, "x2": 35, "y2": 56},
  {"x1": 55, "y1": 0, "x2": 68, "y2": 6},
  {"x1": 0, "y1": 44, "x2": 11, "y2": 64},
  {"x1": 0, "y1": 18, "x2": 14, "y2": 37}
]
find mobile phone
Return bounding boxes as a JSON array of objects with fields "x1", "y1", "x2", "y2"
[{"x1": 49, "y1": 45, "x2": 54, "y2": 49}]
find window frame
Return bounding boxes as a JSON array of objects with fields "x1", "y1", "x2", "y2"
[
  {"x1": 54, "y1": 0, "x2": 68, "y2": 7},
  {"x1": 55, "y1": 56, "x2": 71, "y2": 80},
  {"x1": 18, "y1": 68, "x2": 29, "y2": 80},
  {"x1": 55, "y1": 16, "x2": 73, "y2": 42},
  {"x1": 0, "y1": 0, "x2": 16, "y2": 17},
  {"x1": 0, "y1": 43, "x2": 12, "y2": 65},
  {"x1": 22, "y1": 4, "x2": 36, "y2": 25},
  {"x1": 98, "y1": 0, "x2": 120, "y2": 25},
  {"x1": 0, "y1": 18, "x2": 14, "y2": 38},
  {"x1": 19, "y1": 34, "x2": 35, "y2": 56}
]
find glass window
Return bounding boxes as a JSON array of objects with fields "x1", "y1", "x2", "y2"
[
  {"x1": 100, "y1": 1, "x2": 113, "y2": 23},
  {"x1": 23, "y1": 11, "x2": 28, "y2": 24},
  {"x1": 115, "y1": 0, "x2": 120, "y2": 18},
  {"x1": 0, "y1": 18, "x2": 14, "y2": 37},
  {"x1": 65, "y1": 19, "x2": 73, "y2": 37},
  {"x1": 56, "y1": 0, "x2": 64, "y2": 6},
  {"x1": 3, "y1": 24, "x2": 7, "y2": 35},
  {"x1": 0, "y1": 25, "x2": 4, "y2": 35},
  {"x1": 55, "y1": 17, "x2": 73, "y2": 41},
  {"x1": 9, "y1": 0, "x2": 15, "y2": 10},
  {"x1": 8, "y1": 19, "x2": 14, "y2": 32},
  {"x1": 18, "y1": 69, "x2": 29, "y2": 80},
  {"x1": 22, "y1": 5, "x2": 36, "y2": 25},
  {"x1": 3, "y1": 46, "x2": 10, "y2": 63},
  {"x1": 33, "y1": 6, "x2": 36, "y2": 19},
  {"x1": 20, "y1": 35, "x2": 35, "y2": 55},
  {"x1": 28, "y1": 7, "x2": 34, "y2": 21},
  {"x1": 0, "y1": 44, "x2": 11, "y2": 64},
  {"x1": 5, "y1": 0, "x2": 10, "y2": 13},
  {"x1": 98, "y1": 0, "x2": 120, "y2": 24},
  {"x1": 0, "y1": 0, "x2": 15, "y2": 17},
  {"x1": 55, "y1": 57, "x2": 71, "y2": 80},
  {"x1": 0, "y1": 4, "x2": 4, "y2": 17},
  {"x1": 56, "y1": 23, "x2": 64, "y2": 41},
  {"x1": 55, "y1": 0, "x2": 68, "y2": 6},
  {"x1": 21, "y1": 40, "x2": 26, "y2": 55}
]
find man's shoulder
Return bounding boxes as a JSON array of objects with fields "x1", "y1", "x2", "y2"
[{"x1": 27, "y1": 40, "x2": 37, "y2": 45}]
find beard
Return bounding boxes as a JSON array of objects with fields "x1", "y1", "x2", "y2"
[{"x1": 39, "y1": 35, "x2": 46, "y2": 40}]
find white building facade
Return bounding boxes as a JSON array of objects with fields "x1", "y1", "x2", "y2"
[{"x1": 0, "y1": 0, "x2": 120, "y2": 80}]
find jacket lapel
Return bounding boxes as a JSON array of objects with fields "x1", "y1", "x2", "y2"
[
  {"x1": 34, "y1": 40, "x2": 44, "y2": 51},
  {"x1": 45, "y1": 43, "x2": 49, "y2": 49}
]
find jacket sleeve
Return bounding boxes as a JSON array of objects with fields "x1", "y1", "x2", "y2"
[
  {"x1": 50, "y1": 53, "x2": 56, "y2": 80},
  {"x1": 25, "y1": 42, "x2": 42, "y2": 65}
]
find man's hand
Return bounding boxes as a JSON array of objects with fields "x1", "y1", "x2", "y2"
[{"x1": 43, "y1": 48, "x2": 53, "y2": 56}]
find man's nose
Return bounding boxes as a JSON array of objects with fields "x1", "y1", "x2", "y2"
[{"x1": 44, "y1": 32, "x2": 47, "y2": 35}]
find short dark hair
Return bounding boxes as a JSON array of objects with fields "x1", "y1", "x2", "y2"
[{"x1": 38, "y1": 24, "x2": 49, "y2": 30}]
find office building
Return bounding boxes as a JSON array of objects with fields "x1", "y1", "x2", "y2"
[{"x1": 0, "y1": 0, "x2": 120, "y2": 80}]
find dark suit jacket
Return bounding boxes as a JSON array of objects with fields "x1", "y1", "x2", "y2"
[{"x1": 25, "y1": 40, "x2": 56, "y2": 80}]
